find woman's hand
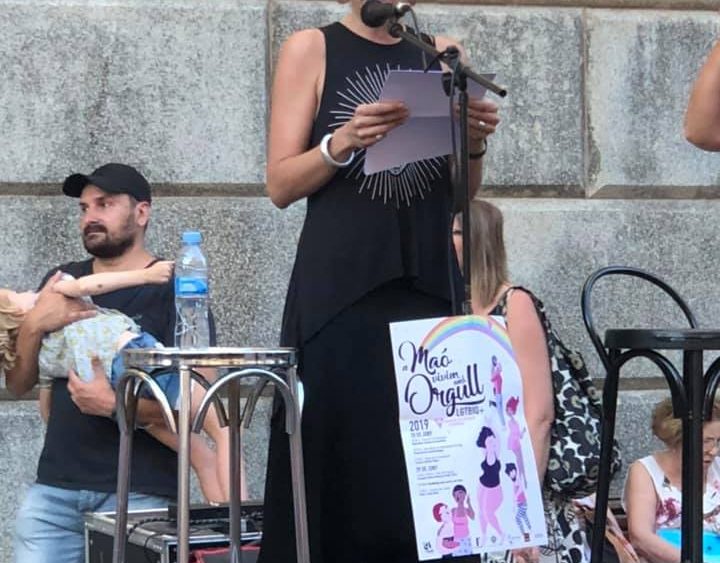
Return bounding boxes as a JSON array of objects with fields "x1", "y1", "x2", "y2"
[
  {"x1": 465, "y1": 97, "x2": 500, "y2": 154},
  {"x1": 331, "y1": 101, "x2": 409, "y2": 157},
  {"x1": 144, "y1": 260, "x2": 174, "y2": 285}
]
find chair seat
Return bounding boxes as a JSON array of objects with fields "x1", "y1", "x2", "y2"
[{"x1": 605, "y1": 328, "x2": 720, "y2": 351}]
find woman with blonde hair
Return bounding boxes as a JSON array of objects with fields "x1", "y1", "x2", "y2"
[
  {"x1": 453, "y1": 199, "x2": 588, "y2": 562},
  {"x1": 623, "y1": 397, "x2": 720, "y2": 562}
]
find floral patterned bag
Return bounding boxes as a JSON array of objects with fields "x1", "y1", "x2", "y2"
[{"x1": 497, "y1": 287, "x2": 622, "y2": 498}]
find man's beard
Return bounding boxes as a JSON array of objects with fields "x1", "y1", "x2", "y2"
[{"x1": 82, "y1": 220, "x2": 136, "y2": 259}]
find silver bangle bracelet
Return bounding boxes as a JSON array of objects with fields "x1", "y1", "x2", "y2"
[{"x1": 320, "y1": 133, "x2": 355, "y2": 168}]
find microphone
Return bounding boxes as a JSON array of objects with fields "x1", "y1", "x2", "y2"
[{"x1": 360, "y1": 0, "x2": 413, "y2": 28}]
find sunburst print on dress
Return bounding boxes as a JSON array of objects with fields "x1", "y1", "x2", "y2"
[{"x1": 328, "y1": 63, "x2": 446, "y2": 207}]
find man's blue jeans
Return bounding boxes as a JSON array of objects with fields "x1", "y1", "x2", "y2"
[{"x1": 14, "y1": 483, "x2": 170, "y2": 563}]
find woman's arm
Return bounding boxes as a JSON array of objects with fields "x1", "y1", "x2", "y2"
[
  {"x1": 434, "y1": 36, "x2": 500, "y2": 199},
  {"x1": 53, "y1": 261, "x2": 173, "y2": 299},
  {"x1": 685, "y1": 38, "x2": 720, "y2": 151},
  {"x1": 505, "y1": 290, "x2": 554, "y2": 481},
  {"x1": 267, "y1": 29, "x2": 409, "y2": 209},
  {"x1": 625, "y1": 461, "x2": 681, "y2": 563}
]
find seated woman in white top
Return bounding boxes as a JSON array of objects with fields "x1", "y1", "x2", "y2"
[{"x1": 623, "y1": 397, "x2": 720, "y2": 563}]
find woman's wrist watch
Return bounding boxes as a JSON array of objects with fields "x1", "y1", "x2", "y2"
[{"x1": 320, "y1": 133, "x2": 355, "y2": 168}]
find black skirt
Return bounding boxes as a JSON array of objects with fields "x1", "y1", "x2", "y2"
[{"x1": 258, "y1": 280, "x2": 455, "y2": 563}]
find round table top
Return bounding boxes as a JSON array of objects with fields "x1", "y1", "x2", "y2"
[
  {"x1": 122, "y1": 346, "x2": 298, "y2": 368},
  {"x1": 605, "y1": 328, "x2": 720, "y2": 351}
]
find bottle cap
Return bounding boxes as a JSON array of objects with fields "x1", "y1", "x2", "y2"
[{"x1": 182, "y1": 231, "x2": 202, "y2": 244}]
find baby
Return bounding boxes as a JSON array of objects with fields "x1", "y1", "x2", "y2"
[{"x1": 0, "y1": 261, "x2": 233, "y2": 502}]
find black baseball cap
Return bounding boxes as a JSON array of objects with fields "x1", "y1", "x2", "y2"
[{"x1": 62, "y1": 162, "x2": 152, "y2": 203}]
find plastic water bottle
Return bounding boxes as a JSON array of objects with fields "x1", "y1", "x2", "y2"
[{"x1": 174, "y1": 231, "x2": 210, "y2": 348}]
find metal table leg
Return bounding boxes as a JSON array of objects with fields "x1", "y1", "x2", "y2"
[
  {"x1": 112, "y1": 370, "x2": 177, "y2": 563},
  {"x1": 590, "y1": 349, "x2": 621, "y2": 563},
  {"x1": 112, "y1": 382, "x2": 137, "y2": 563},
  {"x1": 286, "y1": 366, "x2": 310, "y2": 563},
  {"x1": 681, "y1": 350, "x2": 704, "y2": 563},
  {"x1": 228, "y1": 378, "x2": 244, "y2": 563},
  {"x1": 177, "y1": 365, "x2": 192, "y2": 563},
  {"x1": 189, "y1": 364, "x2": 310, "y2": 563}
]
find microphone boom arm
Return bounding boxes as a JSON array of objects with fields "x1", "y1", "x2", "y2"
[
  {"x1": 387, "y1": 22, "x2": 507, "y2": 314},
  {"x1": 388, "y1": 22, "x2": 507, "y2": 97}
]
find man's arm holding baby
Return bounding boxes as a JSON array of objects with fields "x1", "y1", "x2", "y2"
[
  {"x1": 5, "y1": 272, "x2": 95, "y2": 397},
  {"x1": 67, "y1": 358, "x2": 170, "y2": 426}
]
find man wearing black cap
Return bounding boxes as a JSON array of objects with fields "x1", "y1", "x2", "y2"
[{"x1": 7, "y1": 163, "x2": 179, "y2": 563}]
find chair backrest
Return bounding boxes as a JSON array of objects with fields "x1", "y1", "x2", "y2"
[{"x1": 581, "y1": 266, "x2": 698, "y2": 373}]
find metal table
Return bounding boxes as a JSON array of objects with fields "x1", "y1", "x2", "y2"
[
  {"x1": 111, "y1": 347, "x2": 309, "y2": 563},
  {"x1": 591, "y1": 329, "x2": 720, "y2": 563}
]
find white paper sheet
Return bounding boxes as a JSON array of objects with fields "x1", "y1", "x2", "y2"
[{"x1": 364, "y1": 70, "x2": 495, "y2": 175}]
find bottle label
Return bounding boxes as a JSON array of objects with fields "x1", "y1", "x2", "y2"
[{"x1": 175, "y1": 276, "x2": 208, "y2": 297}]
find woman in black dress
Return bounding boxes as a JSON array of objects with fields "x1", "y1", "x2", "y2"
[{"x1": 259, "y1": 2, "x2": 500, "y2": 562}]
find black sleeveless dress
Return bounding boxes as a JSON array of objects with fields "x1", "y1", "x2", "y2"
[{"x1": 259, "y1": 23, "x2": 463, "y2": 563}]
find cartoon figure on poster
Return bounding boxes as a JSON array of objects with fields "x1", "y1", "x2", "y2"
[
  {"x1": 476, "y1": 424, "x2": 505, "y2": 545},
  {"x1": 433, "y1": 502, "x2": 459, "y2": 557},
  {"x1": 506, "y1": 462, "x2": 532, "y2": 542},
  {"x1": 490, "y1": 356, "x2": 505, "y2": 427},
  {"x1": 450, "y1": 484, "x2": 474, "y2": 555},
  {"x1": 390, "y1": 315, "x2": 547, "y2": 560},
  {"x1": 506, "y1": 396, "x2": 527, "y2": 487}
]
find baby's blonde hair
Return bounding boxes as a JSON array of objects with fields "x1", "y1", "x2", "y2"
[{"x1": 0, "y1": 293, "x2": 26, "y2": 374}]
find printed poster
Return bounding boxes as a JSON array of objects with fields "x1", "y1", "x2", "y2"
[{"x1": 390, "y1": 315, "x2": 547, "y2": 560}]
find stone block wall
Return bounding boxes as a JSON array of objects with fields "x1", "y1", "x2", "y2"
[{"x1": 1, "y1": 0, "x2": 719, "y2": 560}]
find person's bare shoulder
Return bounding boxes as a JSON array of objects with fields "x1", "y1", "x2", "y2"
[
  {"x1": 625, "y1": 458, "x2": 657, "y2": 496},
  {"x1": 506, "y1": 289, "x2": 538, "y2": 319},
  {"x1": 279, "y1": 28, "x2": 325, "y2": 65},
  {"x1": 274, "y1": 28, "x2": 325, "y2": 95}
]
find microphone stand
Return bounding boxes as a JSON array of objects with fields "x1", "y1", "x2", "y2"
[{"x1": 388, "y1": 22, "x2": 507, "y2": 315}]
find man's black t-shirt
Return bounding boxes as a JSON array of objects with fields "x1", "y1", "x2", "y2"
[{"x1": 36, "y1": 258, "x2": 178, "y2": 497}]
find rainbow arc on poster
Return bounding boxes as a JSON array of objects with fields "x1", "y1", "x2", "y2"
[{"x1": 419, "y1": 315, "x2": 515, "y2": 357}]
